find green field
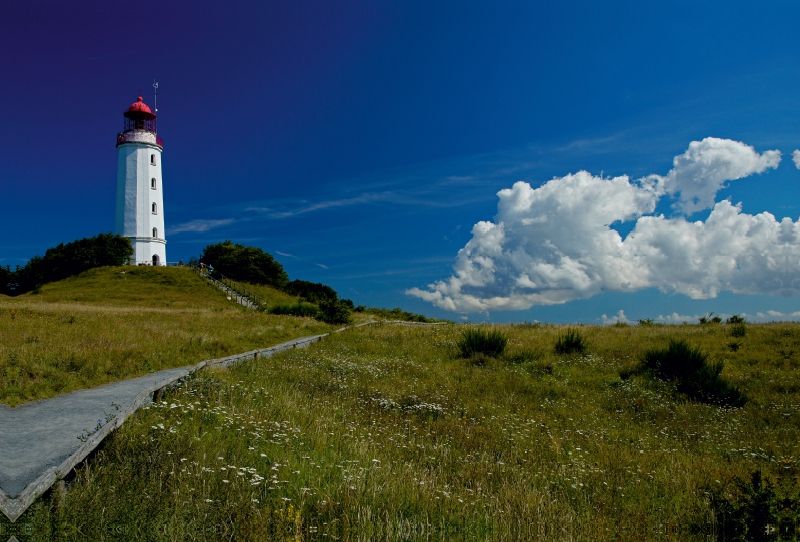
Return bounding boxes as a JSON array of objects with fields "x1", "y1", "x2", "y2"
[
  {"x1": 0, "y1": 266, "x2": 337, "y2": 406},
  {"x1": 6, "y1": 300, "x2": 800, "y2": 539}
]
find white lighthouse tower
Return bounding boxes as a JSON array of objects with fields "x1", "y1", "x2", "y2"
[{"x1": 115, "y1": 95, "x2": 166, "y2": 265}]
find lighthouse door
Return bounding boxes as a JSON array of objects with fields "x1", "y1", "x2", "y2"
[{"x1": 152, "y1": 255, "x2": 160, "y2": 266}]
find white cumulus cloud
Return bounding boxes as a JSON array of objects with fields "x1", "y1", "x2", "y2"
[
  {"x1": 601, "y1": 310, "x2": 630, "y2": 325},
  {"x1": 658, "y1": 138, "x2": 780, "y2": 214},
  {"x1": 408, "y1": 138, "x2": 793, "y2": 313},
  {"x1": 793, "y1": 150, "x2": 800, "y2": 169},
  {"x1": 755, "y1": 310, "x2": 800, "y2": 322},
  {"x1": 656, "y1": 313, "x2": 700, "y2": 324}
]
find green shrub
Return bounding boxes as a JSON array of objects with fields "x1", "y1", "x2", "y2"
[
  {"x1": 7, "y1": 233, "x2": 133, "y2": 295},
  {"x1": 554, "y1": 328, "x2": 587, "y2": 355},
  {"x1": 731, "y1": 322, "x2": 747, "y2": 338},
  {"x1": 726, "y1": 314, "x2": 746, "y2": 324},
  {"x1": 699, "y1": 312, "x2": 722, "y2": 324},
  {"x1": 0, "y1": 265, "x2": 12, "y2": 295},
  {"x1": 317, "y1": 299, "x2": 352, "y2": 325},
  {"x1": 640, "y1": 339, "x2": 747, "y2": 407},
  {"x1": 642, "y1": 339, "x2": 706, "y2": 382},
  {"x1": 457, "y1": 328, "x2": 508, "y2": 359},
  {"x1": 680, "y1": 359, "x2": 748, "y2": 407},
  {"x1": 267, "y1": 302, "x2": 319, "y2": 318},
  {"x1": 283, "y1": 279, "x2": 339, "y2": 305},
  {"x1": 201, "y1": 241, "x2": 288, "y2": 288}
]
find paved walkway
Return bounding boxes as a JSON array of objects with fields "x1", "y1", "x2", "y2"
[
  {"x1": 0, "y1": 334, "x2": 327, "y2": 522},
  {"x1": 0, "y1": 320, "x2": 432, "y2": 522},
  {"x1": 0, "y1": 368, "x2": 188, "y2": 498}
]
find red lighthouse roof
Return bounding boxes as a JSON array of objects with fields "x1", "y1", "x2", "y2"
[
  {"x1": 128, "y1": 96, "x2": 152, "y2": 113},
  {"x1": 124, "y1": 96, "x2": 156, "y2": 120}
]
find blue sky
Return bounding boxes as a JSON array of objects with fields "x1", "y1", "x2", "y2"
[{"x1": 4, "y1": 1, "x2": 800, "y2": 323}]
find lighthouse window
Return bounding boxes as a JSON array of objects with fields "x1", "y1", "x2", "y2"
[
  {"x1": 151, "y1": 178, "x2": 157, "y2": 189},
  {"x1": 153, "y1": 227, "x2": 158, "y2": 238},
  {"x1": 150, "y1": 154, "x2": 156, "y2": 165},
  {"x1": 152, "y1": 202, "x2": 157, "y2": 214}
]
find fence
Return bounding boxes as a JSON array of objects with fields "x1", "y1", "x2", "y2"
[
  {"x1": 189, "y1": 265, "x2": 270, "y2": 309},
  {"x1": 132, "y1": 261, "x2": 186, "y2": 267}
]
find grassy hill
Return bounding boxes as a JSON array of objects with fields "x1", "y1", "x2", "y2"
[
  {"x1": 21, "y1": 265, "x2": 300, "y2": 309},
  {"x1": 10, "y1": 320, "x2": 800, "y2": 539},
  {"x1": 0, "y1": 266, "x2": 335, "y2": 406}
]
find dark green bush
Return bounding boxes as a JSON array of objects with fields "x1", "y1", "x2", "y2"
[
  {"x1": 680, "y1": 359, "x2": 748, "y2": 407},
  {"x1": 201, "y1": 241, "x2": 288, "y2": 289},
  {"x1": 283, "y1": 279, "x2": 339, "y2": 305},
  {"x1": 554, "y1": 328, "x2": 587, "y2": 355},
  {"x1": 641, "y1": 339, "x2": 747, "y2": 407},
  {"x1": 267, "y1": 302, "x2": 319, "y2": 318},
  {"x1": 317, "y1": 299, "x2": 352, "y2": 325},
  {"x1": 6, "y1": 233, "x2": 133, "y2": 295},
  {"x1": 726, "y1": 314, "x2": 746, "y2": 324},
  {"x1": 731, "y1": 323, "x2": 747, "y2": 338},
  {"x1": 457, "y1": 328, "x2": 508, "y2": 359},
  {"x1": 642, "y1": 339, "x2": 706, "y2": 382},
  {"x1": 699, "y1": 312, "x2": 722, "y2": 324},
  {"x1": 0, "y1": 265, "x2": 12, "y2": 295}
]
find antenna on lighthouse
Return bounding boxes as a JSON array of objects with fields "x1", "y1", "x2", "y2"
[{"x1": 153, "y1": 80, "x2": 159, "y2": 113}]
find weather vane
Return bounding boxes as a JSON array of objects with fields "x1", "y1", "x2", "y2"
[{"x1": 153, "y1": 80, "x2": 159, "y2": 113}]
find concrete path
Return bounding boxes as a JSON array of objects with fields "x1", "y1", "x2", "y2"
[
  {"x1": 0, "y1": 368, "x2": 188, "y2": 497},
  {"x1": 0, "y1": 320, "x2": 431, "y2": 522},
  {"x1": 0, "y1": 334, "x2": 327, "y2": 522}
]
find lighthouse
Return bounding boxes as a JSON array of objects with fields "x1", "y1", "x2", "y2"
[{"x1": 115, "y1": 95, "x2": 166, "y2": 265}]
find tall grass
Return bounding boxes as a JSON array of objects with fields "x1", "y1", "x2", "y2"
[
  {"x1": 456, "y1": 327, "x2": 508, "y2": 358},
  {"x1": 640, "y1": 339, "x2": 747, "y2": 407},
  {"x1": 730, "y1": 322, "x2": 747, "y2": 338},
  {"x1": 554, "y1": 327, "x2": 587, "y2": 355},
  {"x1": 0, "y1": 267, "x2": 336, "y2": 406},
  {"x1": 267, "y1": 301, "x2": 319, "y2": 318},
  {"x1": 8, "y1": 322, "x2": 800, "y2": 539}
]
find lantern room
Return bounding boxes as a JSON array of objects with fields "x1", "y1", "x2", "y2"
[
  {"x1": 123, "y1": 96, "x2": 157, "y2": 133},
  {"x1": 117, "y1": 96, "x2": 163, "y2": 148}
]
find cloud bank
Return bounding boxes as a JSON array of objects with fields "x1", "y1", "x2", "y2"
[{"x1": 408, "y1": 138, "x2": 796, "y2": 313}]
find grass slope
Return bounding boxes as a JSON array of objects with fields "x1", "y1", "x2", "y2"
[
  {"x1": 10, "y1": 322, "x2": 800, "y2": 540},
  {"x1": 233, "y1": 281, "x2": 301, "y2": 308},
  {"x1": 24, "y1": 265, "x2": 275, "y2": 309},
  {"x1": 0, "y1": 266, "x2": 336, "y2": 406}
]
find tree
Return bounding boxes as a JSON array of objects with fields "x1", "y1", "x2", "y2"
[
  {"x1": 0, "y1": 265, "x2": 12, "y2": 296},
  {"x1": 317, "y1": 299, "x2": 353, "y2": 325},
  {"x1": 284, "y1": 279, "x2": 338, "y2": 305},
  {"x1": 200, "y1": 241, "x2": 288, "y2": 288},
  {"x1": 11, "y1": 233, "x2": 133, "y2": 294}
]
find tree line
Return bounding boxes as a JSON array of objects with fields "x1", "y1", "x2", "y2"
[{"x1": 0, "y1": 233, "x2": 133, "y2": 295}]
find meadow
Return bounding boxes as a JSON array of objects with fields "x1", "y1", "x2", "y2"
[
  {"x1": 6, "y1": 317, "x2": 799, "y2": 540},
  {"x1": 0, "y1": 266, "x2": 337, "y2": 406}
]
